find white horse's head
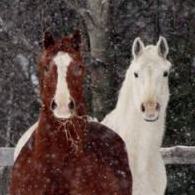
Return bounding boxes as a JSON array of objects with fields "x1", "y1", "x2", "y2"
[{"x1": 129, "y1": 36, "x2": 171, "y2": 122}]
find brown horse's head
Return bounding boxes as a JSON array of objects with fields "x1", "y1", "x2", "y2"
[{"x1": 38, "y1": 31, "x2": 86, "y2": 118}]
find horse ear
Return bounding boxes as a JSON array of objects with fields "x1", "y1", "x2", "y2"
[
  {"x1": 156, "y1": 36, "x2": 169, "y2": 58},
  {"x1": 71, "y1": 30, "x2": 81, "y2": 51},
  {"x1": 132, "y1": 37, "x2": 145, "y2": 59},
  {"x1": 43, "y1": 32, "x2": 55, "y2": 49}
]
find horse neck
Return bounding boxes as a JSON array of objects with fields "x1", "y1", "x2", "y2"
[
  {"x1": 35, "y1": 110, "x2": 86, "y2": 156},
  {"x1": 116, "y1": 69, "x2": 133, "y2": 114},
  {"x1": 114, "y1": 69, "x2": 165, "y2": 150}
]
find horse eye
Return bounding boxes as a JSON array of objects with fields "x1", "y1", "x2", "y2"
[
  {"x1": 163, "y1": 71, "x2": 168, "y2": 77},
  {"x1": 134, "y1": 72, "x2": 138, "y2": 78}
]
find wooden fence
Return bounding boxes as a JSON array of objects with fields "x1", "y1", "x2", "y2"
[
  {"x1": 1, "y1": 146, "x2": 195, "y2": 166},
  {"x1": 0, "y1": 146, "x2": 195, "y2": 194}
]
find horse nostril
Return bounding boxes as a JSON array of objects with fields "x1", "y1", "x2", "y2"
[
  {"x1": 141, "y1": 103, "x2": 145, "y2": 113},
  {"x1": 156, "y1": 103, "x2": 160, "y2": 111},
  {"x1": 68, "y1": 99, "x2": 75, "y2": 110},
  {"x1": 51, "y1": 100, "x2": 57, "y2": 110}
]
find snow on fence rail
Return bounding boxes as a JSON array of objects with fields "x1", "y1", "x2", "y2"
[
  {"x1": 0, "y1": 148, "x2": 14, "y2": 167},
  {"x1": 161, "y1": 146, "x2": 195, "y2": 164},
  {"x1": 0, "y1": 146, "x2": 195, "y2": 166}
]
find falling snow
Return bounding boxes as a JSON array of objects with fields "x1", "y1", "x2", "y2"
[{"x1": 0, "y1": 0, "x2": 195, "y2": 194}]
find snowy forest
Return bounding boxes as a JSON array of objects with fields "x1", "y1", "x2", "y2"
[{"x1": 0, "y1": 0, "x2": 195, "y2": 194}]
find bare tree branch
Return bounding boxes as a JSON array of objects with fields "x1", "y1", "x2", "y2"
[
  {"x1": 64, "y1": 0, "x2": 110, "y2": 62},
  {"x1": 82, "y1": 10, "x2": 97, "y2": 27},
  {"x1": 65, "y1": 0, "x2": 80, "y2": 12},
  {"x1": 5, "y1": 88, "x2": 14, "y2": 147},
  {"x1": 100, "y1": 0, "x2": 109, "y2": 17}
]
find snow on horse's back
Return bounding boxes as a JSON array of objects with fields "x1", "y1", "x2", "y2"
[
  {"x1": 102, "y1": 36, "x2": 172, "y2": 195},
  {"x1": 10, "y1": 32, "x2": 132, "y2": 195}
]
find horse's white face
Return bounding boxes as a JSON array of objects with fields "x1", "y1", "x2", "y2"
[
  {"x1": 52, "y1": 51, "x2": 74, "y2": 119},
  {"x1": 130, "y1": 37, "x2": 171, "y2": 122}
]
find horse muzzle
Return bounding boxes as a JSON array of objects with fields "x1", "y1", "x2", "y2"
[{"x1": 141, "y1": 101, "x2": 160, "y2": 122}]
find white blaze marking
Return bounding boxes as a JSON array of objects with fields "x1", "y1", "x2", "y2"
[{"x1": 53, "y1": 51, "x2": 72, "y2": 118}]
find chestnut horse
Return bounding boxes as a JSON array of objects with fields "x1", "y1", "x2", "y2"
[{"x1": 10, "y1": 32, "x2": 132, "y2": 195}]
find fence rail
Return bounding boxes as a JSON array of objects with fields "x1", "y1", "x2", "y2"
[
  {"x1": 0, "y1": 146, "x2": 195, "y2": 166},
  {"x1": 161, "y1": 146, "x2": 195, "y2": 164},
  {"x1": 0, "y1": 148, "x2": 14, "y2": 167}
]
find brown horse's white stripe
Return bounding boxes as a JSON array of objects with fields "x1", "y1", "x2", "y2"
[{"x1": 53, "y1": 51, "x2": 72, "y2": 118}]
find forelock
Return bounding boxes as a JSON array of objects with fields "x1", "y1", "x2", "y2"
[{"x1": 132, "y1": 44, "x2": 171, "y2": 70}]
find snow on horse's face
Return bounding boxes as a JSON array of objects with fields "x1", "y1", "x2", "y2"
[
  {"x1": 39, "y1": 32, "x2": 85, "y2": 119},
  {"x1": 130, "y1": 36, "x2": 171, "y2": 122}
]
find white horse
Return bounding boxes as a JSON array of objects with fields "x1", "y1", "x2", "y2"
[{"x1": 102, "y1": 36, "x2": 171, "y2": 195}]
